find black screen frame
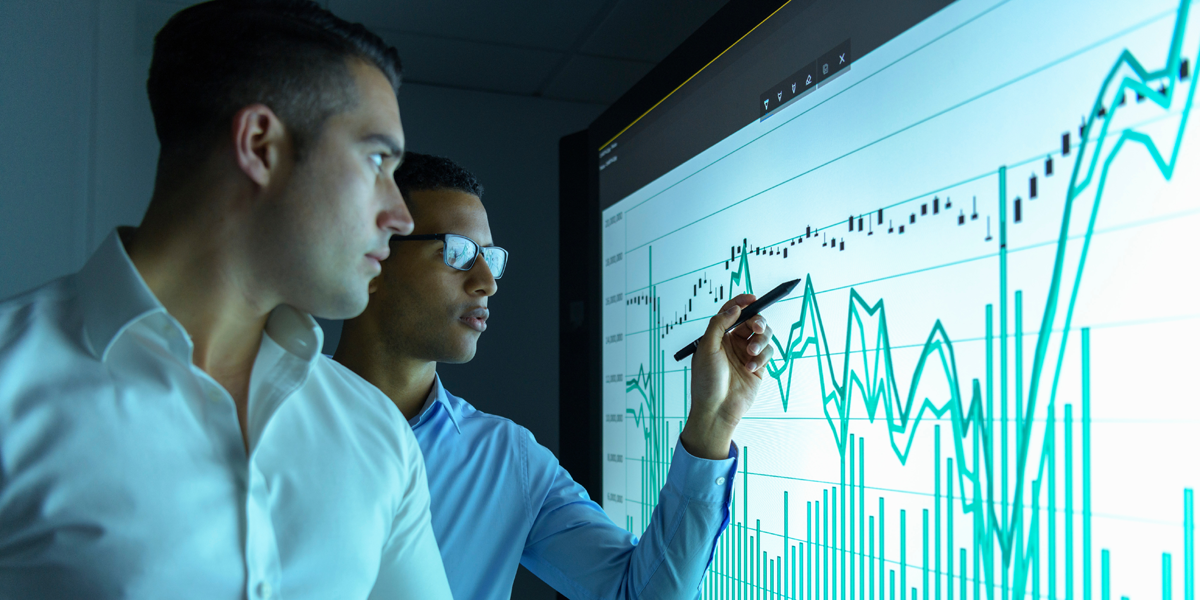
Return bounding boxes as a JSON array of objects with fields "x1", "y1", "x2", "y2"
[{"x1": 557, "y1": 0, "x2": 790, "y2": 522}]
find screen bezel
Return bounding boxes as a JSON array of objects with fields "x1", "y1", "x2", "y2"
[{"x1": 557, "y1": 0, "x2": 790, "y2": 505}]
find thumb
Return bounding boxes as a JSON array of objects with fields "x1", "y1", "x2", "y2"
[{"x1": 699, "y1": 294, "x2": 755, "y2": 355}]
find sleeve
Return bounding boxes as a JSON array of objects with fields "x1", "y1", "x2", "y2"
[
  {"x1": 520, "y1": 433, "x2": 738, "y2": 600},
  {"x1": 369, "y1": 426, "x2": 454, "y2": 600}
]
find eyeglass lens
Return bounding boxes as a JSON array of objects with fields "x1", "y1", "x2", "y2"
[{"x1": 444, "y1": 234, "x2": 507, "y2": 278}]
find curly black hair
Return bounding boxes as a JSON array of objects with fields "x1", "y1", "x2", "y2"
[{"x1": 394, "y1": 153, "x2": 485, "y2": 200}]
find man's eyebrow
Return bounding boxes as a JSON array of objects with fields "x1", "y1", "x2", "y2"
[{"x1": 362, "y1": 134, "x2": 403, "y2": 156}]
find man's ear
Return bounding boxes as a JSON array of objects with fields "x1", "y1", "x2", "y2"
[{"x1": 231, "y1": 104, "x2": 290, "y2": 187}]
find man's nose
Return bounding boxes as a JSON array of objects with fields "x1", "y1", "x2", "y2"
[
  {"x1": 468, "y1": 256, "x2": 498, "y2": 297},
  {"x1": 381, "y1": 185, "x2": 414, "y2": 236}
]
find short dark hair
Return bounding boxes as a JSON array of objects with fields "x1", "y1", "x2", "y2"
[
  {"x1": 147, "y1": 0, "x2": 402, "y2": 163},
  {"x1": 394, "y1": 153, "x2": 485, "y2": 200}
]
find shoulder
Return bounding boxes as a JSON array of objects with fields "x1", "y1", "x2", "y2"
[
  {"x1": 309, "y1": 355, "x2": 421, "y2": 455},
  {"x1": 0, "y1": 275, "x2": 77, "y2": 353},
  {"x1": 444, "y1": 389, "x2": 559, "y2": 468},
  {"x1": 0, "y1": 276, "x2": 88, "y2": 396}
]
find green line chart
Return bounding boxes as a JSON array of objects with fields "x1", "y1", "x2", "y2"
[{"x1": 602, "y1": 0, "x2": 1200, "y2": 598}]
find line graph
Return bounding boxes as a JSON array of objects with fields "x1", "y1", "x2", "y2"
[{"x1": 601, "y1": 0, "x2": 1200, "y2": 598}]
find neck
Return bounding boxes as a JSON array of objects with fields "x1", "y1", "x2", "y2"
[
  {"x1": 334, "y1": 325, "x2": 437, "y2": 420},
  {"x1": 125, "y1": 188, "x2": 272, "y2": 384}
]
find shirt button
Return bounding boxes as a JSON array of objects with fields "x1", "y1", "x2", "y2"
[
  {"x1": 207, "y1": 389, "x2": 222, "y2": 403},
  {"x1": 256, "y1": 581, "x2": 273, "y2": 599},
  {"x1": 715, "y1": 476, "x2": 726, "y2": 486}
]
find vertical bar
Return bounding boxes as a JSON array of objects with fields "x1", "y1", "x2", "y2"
[
  {"x1": 810, "y1": 502, "x2": 815, "y2": 600},
  {"x1": 758, "y1": 520, "x2": 763, "y2": 600},
  {"x1": 1049, "y1": 404, "x2": 1057, "y2": 600},
  {"x1": 901, "y1": 510, "x2": 908, "y2": 600},
  {"x1": 1015, "y1": 290, "x2": 1023, "y2": 471},
  {"x1": 960, "y1": 549, "x2": 967, "y2": 600},
  {"x1": 947, "y1": 458, "x2": 954, "y2": 600},
  {"x1": 1164, "y1": 553, "x2": 1172, "y2": 600},
  {"x1": 999, "y1": 166, "x2": 1010, "y2": 600},
  {"x1": 881, "y1": 499, "x2": 887, "y2": 600},
  {"x1": 871, "y1": 517, "x2": 876, "y2": 600},
  {"x1": 923, "y1": 509, "x2": 930, "y2": 600},
  {"x1": 892, "y1": 571, "x2": 897, "y2": 600},
  {"x1": 787, "y1": 491, "x2": 791, "y2": 599},
  {"x1": 862, "y1": 437, "x2": 867, "y2": 600},
  {"x1": 827, "y1": 490, "x2": 831, "y2": 600},
  {"x1": 1083, "y1": 329, "x2": 1093, "y2": 600},
  {"x1": 1066, "y1": 404, "x2": 1075, "y2": 600},
  {"x1": 985, "y1": 303, "x2": 995, "y2": 600},
  {"x1": 1186, "y1": 488, "x2": 1194, "y2": 600},
  {"x1": 746, "y1": 449, "x2": 751, "y2": 600},
  {"x1": 1101, "y1": 550, "x2": 1110, "y2": 600},
  {"x1": 852, "y1": 436, "x2": 857, "y2": 600},
  {"x1": 935, "y1": 429, "x2": 942, "y2": 600}
]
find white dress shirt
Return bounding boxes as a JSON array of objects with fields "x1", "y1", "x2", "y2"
[{"x1": 0, "y1": 229, "x2": 452, "y2": 600}]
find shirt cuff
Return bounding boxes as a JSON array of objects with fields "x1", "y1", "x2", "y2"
[{"x1": 664, "y1": 439, "x2": 739, "y2": 504}]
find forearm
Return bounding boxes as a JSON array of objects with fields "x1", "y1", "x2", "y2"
[{"x1": 524, "y1": 440, "x2": 738, "y2": 600}]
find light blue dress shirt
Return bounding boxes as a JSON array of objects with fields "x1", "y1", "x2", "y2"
[
  {"x1": 0, "y1": 230, "x2": 452, "y2": 599},
  {"x1": 409, "y1": 375, "x2": 739, "y2": 600}
]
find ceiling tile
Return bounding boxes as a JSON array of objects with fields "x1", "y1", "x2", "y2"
[
  {"x1": 329, "y1": 0, "x2": 613, "y2": 52},
  {"x1": 581, "y1": 0, "x2": 728, "y2": 62},
  {"x1": 378, "y1": 30, "x2": 564, "y2": 96},
  {"x1": 540, "y1": 54, "x2": 653, "y2": 105}
]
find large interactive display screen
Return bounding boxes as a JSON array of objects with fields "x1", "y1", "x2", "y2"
[{"x1": 598, "y1": 0, "x2": 1199, "y2": 598}]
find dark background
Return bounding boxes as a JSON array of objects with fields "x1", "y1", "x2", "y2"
[{"x1": 0, "y1": 1, "x2": 730, "y2": 597}]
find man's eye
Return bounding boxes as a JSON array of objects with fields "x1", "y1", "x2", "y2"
[{"x1": 370, "y1": 154, "x2": 384, "y2": 169}]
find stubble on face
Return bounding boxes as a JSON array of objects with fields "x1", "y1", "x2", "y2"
[{"x1": 257, "y1": 60, "x2": 407, "y2": 320}]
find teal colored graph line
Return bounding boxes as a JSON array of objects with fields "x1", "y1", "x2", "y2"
[{"x1": 622, "y1": 0, "x2": 1197, "y2": 597}]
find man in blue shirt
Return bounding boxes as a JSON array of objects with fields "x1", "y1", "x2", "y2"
[{"x1": 334, "y1": 153, "x2": 776, "y2": 600}]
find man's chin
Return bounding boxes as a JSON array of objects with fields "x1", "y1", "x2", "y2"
[
  {"x1": 297, "y1": 285, "x2": 369, "y2": 321},
  {"x1": 437, "y1": 341, "x2": 479, "y2": 365}
]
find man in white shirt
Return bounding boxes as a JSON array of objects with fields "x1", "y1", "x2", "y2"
[{"x1": 0, "y1": 1, "x2": 452, "y2": 598}]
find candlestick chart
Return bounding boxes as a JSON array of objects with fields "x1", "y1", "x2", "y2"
[{"x1": 600, "y1": 0, "x2": 1200, "y2": 599}]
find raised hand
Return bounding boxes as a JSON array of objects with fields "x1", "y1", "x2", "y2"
[{"x1": 679, "y1": 294, "x2": 775, "y2": 460}]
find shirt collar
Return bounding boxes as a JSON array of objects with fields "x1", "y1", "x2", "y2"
[
  {"x1": 262, "y1": 303, "x2": 323, "y2": 365},
  {"x1": 78, "y1": 228, "x2": 172, "y2": 362},
  {"x1": 408, "y1": 373, "x2": 462, "y2": 433},
  {"x1": 78, "y1": 228, "x2": 323, "y2": 366}
]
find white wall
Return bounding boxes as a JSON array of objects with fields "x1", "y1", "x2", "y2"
[{"x1": 0, "y1": 2, "x2": 602, "y2": 598}]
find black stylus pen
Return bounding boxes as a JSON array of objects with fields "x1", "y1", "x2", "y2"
[{"x1": 673, "y1": 278, "x2": 801, "y2": 362}]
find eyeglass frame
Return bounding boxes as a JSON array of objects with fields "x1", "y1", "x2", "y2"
[{"x1": 391, "y1": 233, "x2": 508, "y2": 279}]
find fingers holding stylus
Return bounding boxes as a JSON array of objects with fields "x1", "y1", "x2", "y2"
[{"x1": 723, "y1": 295, "x2": 775, "y2": 373}]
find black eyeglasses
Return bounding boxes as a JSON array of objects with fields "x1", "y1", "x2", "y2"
[{"x1": 392, "y1": 233, "x2": 508, "y2": 279}]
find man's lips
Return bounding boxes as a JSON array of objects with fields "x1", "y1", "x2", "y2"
[
  {"x1": 459, "y1": 307, "x2": 489, "y2": 332},
  {"x1": 365, "y1": 247, "x2": 390, "y2": 270}
]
